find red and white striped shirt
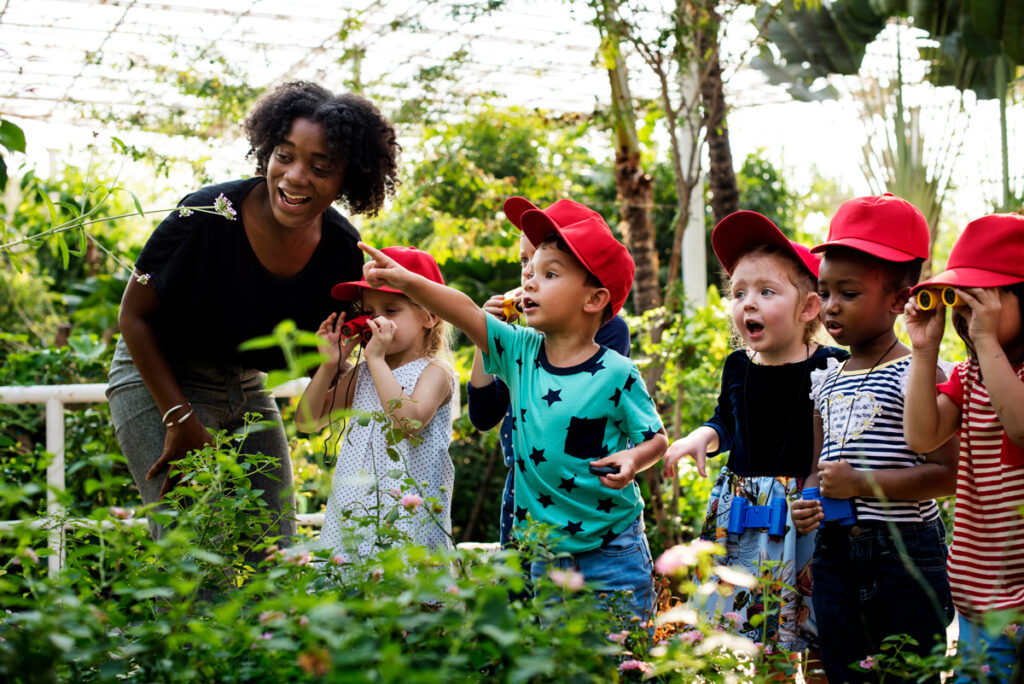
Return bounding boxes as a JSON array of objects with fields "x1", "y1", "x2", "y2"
[{"x1": 939, "y1": 359, "x2": 1024, "y2": 618}]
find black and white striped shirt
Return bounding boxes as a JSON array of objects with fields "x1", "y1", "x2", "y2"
[{"x1": 812, "y1": 356, "x2": 940, "y2": 523}]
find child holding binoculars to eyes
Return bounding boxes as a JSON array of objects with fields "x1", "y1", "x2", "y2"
[
  {"x1": 904, "y1": 213, "x2": 1024, "y2": 683},
  {"x1": 296, "y1": 246, "x2": 457, "y2": 559}
]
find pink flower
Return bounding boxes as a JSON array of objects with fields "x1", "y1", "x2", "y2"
[
  {"x1": 618, "y1": 659, "x2": 653, "y2": 674},
  {"x1": 330, "y1": 554, "x2": 347, "y2": 566},
  {"x1": 722, "y1": 611, "x2": 744, "y2": 629},
  {"x1": 298, "y1": 615, "x2": 310, "y2": 627},
  {"x1": 981, "y1": 665, "x2": 992, "y2": 674},
  {"x1": 389, "y1": 488, "x2": 402, "y2": 499},
  {"x1": 445, "y1": 584, "x2": 460, "y2": 595},
  {"x1": 607, "y1": 630, "x2": 630, "y2": 644},
  {"x1": 109, "y1": 506, "x2": 133, "y2": 520},
  {"x1": 1004, "y1": 623, "x2": 1021, "y2": 637},
  {"x1": 860, "y1": 656, "x2": 876, "y2": 670},
  {"x1": 260, "y1": 631, "x2": 273, "y2": 640},
  {"x1": 548, "y1": 568, "x2": 585, "y2": 591},
  {"x1": 680, "y1": 630, "x2": 703, "y2": 644},
  {"x1": 654, "y1": 539, "x2": 718, "y2": 575},
  {"x1": 400, "y1": 494, "x2": 423, "y2": 510},
  {"x1": 17, "y1": 548, "x2": 39, "y2": 564}
]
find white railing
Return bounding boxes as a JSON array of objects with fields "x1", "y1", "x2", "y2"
[{"x1": 0, "y1": 379, "x2": 312, "y2": 576}]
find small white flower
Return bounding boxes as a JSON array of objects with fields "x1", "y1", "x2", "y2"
[
  {"x1": 177, "y1": 207, "x2": 194, "y2": 218},
  {"x1": 134, "y1": 272, "x2": 151, "y2": 285}
]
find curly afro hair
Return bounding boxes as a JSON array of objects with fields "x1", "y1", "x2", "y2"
[{"x1": 243, "y1": 81, "x2": 400, "y2": 216}]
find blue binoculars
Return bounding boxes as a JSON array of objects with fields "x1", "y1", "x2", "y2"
[
  {"x1": 727, "y1": 497, "x2": 787, "y2": 537},
  {"x1": 801, "y1": 486, "x2": 856, "y2": 525}
]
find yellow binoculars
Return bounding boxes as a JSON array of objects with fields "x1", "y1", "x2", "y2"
[
  {"x1": 499, "y1": 290, "x2": 524, "y2": 322},
  {"x1": 916, "y1": 287, "x2": 961, "y2": 310}
]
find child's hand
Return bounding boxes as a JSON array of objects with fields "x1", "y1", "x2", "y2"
[
  {"x1": 818, "y1": 458, "x2": 863, "y2": 499},
  {"x1": 481, "y1": 293, "x2": 507, "y2": 319},
  {"x1": 958, "y1": 287, "x2": 1003, "y2": 346},
  {"x1": 362, "y1": 316, "x2": 396, "y2": 363},
  {"x1": 904, "y1": 296, "x2": 945, "y2": 353},
  {"x1": 317, "y1": 313, "x2": 360, "y2": 369},
  {"x1": 664, "y1": 434, "x2": 709, "y2": 478},
  {"x1": 359, "y1": 242, "x2": 411, "y2": 291},
  {"x1": 791, "y1": 498, "x2": 823, "y2": 534},
  {"x1": 590, "y1": 452, "x2": 636, "y2": 490}
]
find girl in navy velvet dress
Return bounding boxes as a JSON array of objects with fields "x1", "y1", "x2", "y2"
[{"x1": 664, "y1": 212, "x2": 845, "y2": 672}]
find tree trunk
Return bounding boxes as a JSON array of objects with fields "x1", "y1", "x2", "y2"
[
  {"x1": 700, "y1": 4, "x2": 738, "y2": 225},
  {"x1": 600, "y1": 0, "x2": 662, "y2": 315}
]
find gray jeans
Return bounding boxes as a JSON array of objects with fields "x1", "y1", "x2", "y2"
[{"x1": 107, "y1": 338, "x2": 297, "y2": 543}]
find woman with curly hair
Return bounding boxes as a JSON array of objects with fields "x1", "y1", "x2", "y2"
[{"x1": 107, "y1": 82, "x2": 400, "y2": 547}]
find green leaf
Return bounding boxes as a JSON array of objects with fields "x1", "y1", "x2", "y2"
[
  {"x1": 124, "y1": 187, "x2": 146, "y2": 217},
  {"x1": 57, "y1": 201, "x2": 82, "y2": 217},
  {"x1": 478, "y1": 624, "x2": 518, "y2": 647},
  {"x1": 385, "y1": 469, "x2": 405, "y2": 479},
  {"x1": 49, "y1": 633, "x2": 74, "y2": 652},
  {"x1": 57, "y1": 233, "x2": 70, "y2": 268},
  {"x1": 238, "y1": 334, "x2": 280, "y2": 351},
  {"x1": 37, "y1": 186, "x2": 58, "y2": 225},
  {"x1": 0, "y1": 119, "x2": 26, "y2": 153}
]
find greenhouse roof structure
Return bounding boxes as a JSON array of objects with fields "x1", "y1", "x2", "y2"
[{"x1": 1, "y1": 0, "x2": 666, "y2": 128}]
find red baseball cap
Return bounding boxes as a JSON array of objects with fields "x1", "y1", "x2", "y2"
[
  {"x1": 504, "y1": 196, "x2": 604, "y2": 235},
  {"x1": 508, "y1": 197, "x2": 635, "y2": 316},
  {"x1": 812, "y1": 193, "x2": 929, "y2": 262},
  {"x1": 913, "y1": 213, "x2": 1024, "y2": 293},
  {"x1": 711, "y1": 210, "x2": 820, "y2": 278},
  {"x1": 331, "y1": 246, "x2": 444, "y2": 300}
]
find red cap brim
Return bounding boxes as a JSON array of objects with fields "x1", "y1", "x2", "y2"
[
  {"x1": 331, "y1": 280, "x2": 403, "y2": 301},
  {"x1": 503, "y1": 196, "x2": 541, "y2": 231},
  {"x1": 811, "y1": 237, "x2": 919, "y2": 262},
  {"x1": 912, "y1": 266, "x2": 1024, "y2": 293},
  {"x1": 712, "y1": 211, "x2": 820, "y2": 278}
]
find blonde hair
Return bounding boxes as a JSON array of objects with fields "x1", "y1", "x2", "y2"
[
  {"x1": 423, "y1": 315, "x2": 455, "y2": 381},
  {"x1": 725, "y1": 244, "x2": 823, "y2": 347}
]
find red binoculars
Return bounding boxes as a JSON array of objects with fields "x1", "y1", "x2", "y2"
[{"x1": 340, "y1": 315, "x2": 374, "y2": 344}]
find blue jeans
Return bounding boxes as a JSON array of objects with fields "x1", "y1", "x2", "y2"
[
  {"x1": 954, "y1": 614, "x2": 1020, "y2": 683},
  {"x1": 529, "y1": 515, "x2": 656, "y2": 627},
  {"x1": 812, "y1": 517, "x2": 954, "y2": 683}
]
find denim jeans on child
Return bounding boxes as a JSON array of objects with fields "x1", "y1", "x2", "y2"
[
  {"x1": 812, "y1": 517, "x2": 954, "y2": 684},
  {"x1": 529, "y1": 515, "x2": 656, "y2": 627},
  {"x1": 954, "y1": 614, "x2": 1020, "y2": 684}
]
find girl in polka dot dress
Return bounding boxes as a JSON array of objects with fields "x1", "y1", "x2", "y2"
[{"x1": 297, "y1": 246, "x2": 456, "y2": 559}]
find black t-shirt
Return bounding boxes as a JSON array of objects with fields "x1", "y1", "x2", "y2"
[
  {"x1": 704, "y1": 345, "x2": 850, "y2": 478},
  {"x1": 134, "y1": 177, "x2": 362, "y2": 371}
]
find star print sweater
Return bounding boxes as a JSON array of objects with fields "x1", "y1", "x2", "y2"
[{"x1": 482, "y1": 315, "x2": 663, "y2": 553}]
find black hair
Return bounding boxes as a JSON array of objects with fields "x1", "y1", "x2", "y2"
[
  {"x1": 537, "y1": 234, "x2": 612, "y2": 322},
  {"x1": 243, "y1": 81, "x2": 400, "y2": 216},
  {"x1": 954, "y1": 280, "x2": 1024, "y2": 360},
  {"x1": 821, "y1": 246, "x2": 923, "y2": 293}
]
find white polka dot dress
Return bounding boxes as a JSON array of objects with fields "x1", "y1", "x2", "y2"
[{"x1": 319, "y1": 358, "x2": 455, "y2": 559}]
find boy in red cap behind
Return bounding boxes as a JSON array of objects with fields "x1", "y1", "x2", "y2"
[
  {"x1": 791, "y1": 194, "x2": 957, "y2": 682},
  {"x1": 358, "y1": 201, "x2": 667, "y2": 625},
  {"x1": 904, "y1": 213, "x2": 1024, "y2": 682}
]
